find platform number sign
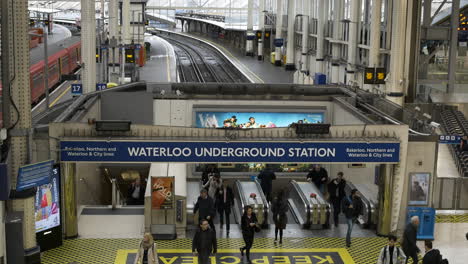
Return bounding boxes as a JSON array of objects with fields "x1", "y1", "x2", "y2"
[
  {"x1": 96, "y1": 83, "x2": 107, "y2": 91},
  {"x1": 364, "y1": 67, "x2": 386, "y2": 84},
  {"x1": 71, "y1": 83, "x2": 82, "y2": 96}
]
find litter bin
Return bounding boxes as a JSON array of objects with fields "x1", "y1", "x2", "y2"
[
  {"x1": 314, "y1": 73, "x2": 326, "y2": 85},
  {"x1": 270, "y1": 52, "x2": 276, "y2": 64},
  {"x1": 406, "y1": 207, "x2": 435, "y2": 240}
]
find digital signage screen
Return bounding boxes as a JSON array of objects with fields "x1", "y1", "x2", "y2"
[
  {"x1": 34, "y1": 165, "x2": 60, "y2": 233},
  {"x1": 196, "y1": 111, "x2": 324, "y2": 128}
]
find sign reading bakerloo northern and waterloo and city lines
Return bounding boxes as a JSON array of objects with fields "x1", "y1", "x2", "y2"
[{"x1": 60, "y1": 141, "x2": 400, "y2": 163}]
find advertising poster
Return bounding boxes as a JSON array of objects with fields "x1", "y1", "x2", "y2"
[
  {"x1": 196, "y1": 111, "x2": 324, "y2": 128},
  {"x1": 151, "y1": 177, "x2": 174, "y2": 209},
  {"x1": 409, "y1": 173, "x2": 430, "y2": 206},
  {"x1": 35, "y1": 165, "x2": 60, "y2": 232}
]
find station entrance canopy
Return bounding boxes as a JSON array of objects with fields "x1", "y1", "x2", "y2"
[{"x1": 60, "y1": 140, "x2": 400, "y2": 163}]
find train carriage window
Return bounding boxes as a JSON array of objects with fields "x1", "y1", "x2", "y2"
[
  {"x1": 61, "y1": 56, "x2": 69, "y2": 71},
  {"x1": 32, "y1": 73, "x2": 44, "y2": 89},
  {"x1": 48, "y1": 64, "x2": 59, "y2": 81}
]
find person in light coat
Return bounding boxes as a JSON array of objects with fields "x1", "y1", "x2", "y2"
[
  {"x1": 134, "y1": 233, "x2": 158, "y2": 264},
  {"x1": 377, "y1": 235, "x2": 406, "y2": 264},
  {"x1": 203, "y1": 174, "x2": 223, "y2": 199}
]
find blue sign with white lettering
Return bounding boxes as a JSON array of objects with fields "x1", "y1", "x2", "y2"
[
  {"x1": 439, "y1": 135, "x2": 461, "y2": 144},
  {"x1": 16, "y1": 160, "x2": 54, "y2": 191},
  {"x1": 71, "y1": 83, "x2": 82, "y2": 95},
  {"x1": 60, "y1": 141, "x2": 400, "y2": 163},
  {"x1": 96, "y1": 83, "x2": 107, "y2": 91},
  {"x1": 274, "y1": 38, "x2": 284, "y2": 47}
]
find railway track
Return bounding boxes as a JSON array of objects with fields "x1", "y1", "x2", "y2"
[{"x1": 160, "y1": 35, "x2": 248, "y2": 83}]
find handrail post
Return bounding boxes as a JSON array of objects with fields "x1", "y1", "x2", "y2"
[{"x1": 111, "y1": 178, "x2": 116, "y2": 209}]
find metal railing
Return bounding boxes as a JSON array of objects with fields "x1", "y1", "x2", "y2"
[{"x1": 103, "y1": 169, "x2": 126, "y2": 209}]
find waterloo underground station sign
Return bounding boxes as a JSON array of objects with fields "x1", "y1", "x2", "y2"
[
  {"x1": 119, "y1": 249, "x2": 355, "y2": 264},
  {"x1": 60, "y1": 141, "x2": 400, "y2": 163}
]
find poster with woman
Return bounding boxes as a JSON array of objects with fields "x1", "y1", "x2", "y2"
[{"x1": 409, "y1": 173, "x2": 430, "y2": 205}]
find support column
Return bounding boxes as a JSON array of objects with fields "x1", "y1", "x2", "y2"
[
  {"x1": 448, "y1": 0, "x2": 460, "y2": 93},
  {"x1": 331, "y1": 0, "x2": 343, "y2": 83},
  {"x1": 63, "y1": 163, "x2": 78, "y2": 238},
  {"x1": 347, "y1": 0, "x2": 361, "y2": 84},
  {"x1": 300, "y1": 0, "x2": 310, "y2": 73},
  {"x1": 258, "y1": 0, "x2": 266, "y2": 60},
  {"x1": 386, "y1": 0, "x2": 408, "y2": 105},
  {"x1": 285, "y1": 0, "x2": 296, "y2": 70},
  {"x1": 108, "y1": 0, "x2": 119, "y2": 83},
  {"x1": 246, "y1": 0, "x2": 255, "y2": 56},
  {"x1": 122, "y1": 0, "x2": 131, "y2": 44},
  {"x1": 377, "y1": 164, "x2": 393, "y2": 236},
  {"x1": 81, "y1": 0, "x2": 96, "y2": 93},
  {"x1": 275, "y1": 0, "x2": 284, "y2": 66},
  {"x1": 315, "y1": 0, "x2": 326, "y2": 74},
  {"x1": 366, "y1": 0, "x2": 382, "y2": 91},
  {"x1": 1, "y1": 0, "x2": 40, "y2": 261}
]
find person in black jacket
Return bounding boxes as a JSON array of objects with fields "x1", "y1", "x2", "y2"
[
  {"x1": 342, "y1": 189, "x2": 363, "y2": 247},
  {"x1": 258, "y1": 165, "x2": 276, "y2": 203},
  {"x1": 422, "y1": 240, "x2": 442, "y2": 264},
  {"x1": 402, "y1": 216, "x2": 420, "y2": 264},
  {"x1": 194, "y1": 189, "x2": 216, "y2": 231},
  {"x1": 215, "y1": 181, "x2": 234, "y2": 235},
  {"x1": 240, "y1": 206, "x2": 258, "y2": 263},
  {"x1": 192, "y1": 219, "x2": 217, "y2": 264},
  {"x1": 272, "y1": 190, "x2": 288, "y2": 244},
  {"x1": 127, "y1": 178, "x2": 146, "y2": 205},
  {"x1": 328, "y1": 172, "x2": 346, "y2": 227},
  {"x1": 306, "y1": 165, "x2": 328, "y2": 193}
]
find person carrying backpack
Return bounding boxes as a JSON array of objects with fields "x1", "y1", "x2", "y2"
[
  {"x1": 423, "y1": 240, "x2": 448, "y2": 264},
  {"x1": 377, "y1": 235, "x2": 406, "y2": 264}
]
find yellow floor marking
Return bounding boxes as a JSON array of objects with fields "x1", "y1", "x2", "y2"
[
  {"x1": 163, "y1": 40, "x2": 172, "y2": 82},
  {"x1": 49, "y1": 81, "x2": 75, "y2": 107},
  {"x1": 115, "y1": 248, "x2": 355, "y2": 264}
]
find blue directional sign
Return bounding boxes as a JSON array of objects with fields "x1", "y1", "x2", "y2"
[
  {"x1": 71, "y1": 83, "x2": 83, "y2": 95},
  {"x1": 439, "y1": 135, "x2": 462, "y2": 144},
  {"x1": 96, "y1": 83, "x2": 107, "y2": 91},
  {"x1": 60, "y1": 141, "x2": 400, "y2": 163},
  {"x1": 16, "y1": 160, "x2": 54, "y2": 191},
  {"x1": 274, "y1": 38, "x2": 284, "y2": 47}
]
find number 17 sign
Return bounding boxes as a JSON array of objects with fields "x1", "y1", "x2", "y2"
[{"x1": 71, "y1": 83, "x2": 83, "y2": 96}]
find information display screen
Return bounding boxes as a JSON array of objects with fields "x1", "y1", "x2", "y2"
[
  {"x1": 35, "y1": 165, "x2": 61, "y2": 233},
  {"x1": 195, "y1": 111, "x2": 324, "y2": 128}
]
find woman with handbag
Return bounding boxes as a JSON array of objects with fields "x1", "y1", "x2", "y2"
[
  {"x1": 272, "y1": 190, "x2": 288, "y2": 244},
  {"x1": 134, "y1": 233, "x2": 158, "y2": 264},
  {"x1": 240, "y1": 205, "x2": 258, "y2": 263}
]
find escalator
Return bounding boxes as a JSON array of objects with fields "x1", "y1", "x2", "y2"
[
  {"x1": 234, "y1": 179, "x2": 269, "y2": 228},
  {"x1": 345, "y1": 182, "x2": 378, "y2": 228}
]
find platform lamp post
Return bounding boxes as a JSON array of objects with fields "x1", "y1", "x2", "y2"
[{"x1": 30, "y1": 30, "x2": 50, "y2": 109}]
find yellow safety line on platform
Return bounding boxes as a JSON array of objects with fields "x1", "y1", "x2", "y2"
[
  {"x1": 49, "y1": 81, "x2": 75, "y2": 107},
  {"x1": 115, "y1": 248, "x2": 355, "y2": 264},
  {"x1": 183, "y1": 34, "x2": 265, "y2": 84},
  {"x1": 163, "y1": 39, "x2": 172, "y2": 82}
]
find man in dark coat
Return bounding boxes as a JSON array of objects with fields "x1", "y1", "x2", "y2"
[
  {"x1": 306, "y1": 165, "x2": 329, "y2": 193},
  {"x1": 328, "y1": 172, "x2": 346, "y2": 227},
  {"x1": 402, "y1": 216, "x2": 420, "y2": 264},
  {"x1": 127, "y1": 178, "x2": 146, "y2": 205},
  {"x1": 422, "y1": 240, "x2": 442, "y2": 264},
  {"x1": 258, "y1": 166, "x2": 276, "y2": 203},
  {"x1": 194, "y1": 189, "x2": 216, "y2": 231},
  {"x1": 410, "y1": 181, "x2": 426, "y2": 201},
  {"x1": 192, "y1": 219, "x2": 217, "y2": 264},
  {"x1": 342, "y1": 189, "x2": 363, "y2": 247},
  {"x1": 215, "y1": 181, "x2": 234, "y2": 235}
]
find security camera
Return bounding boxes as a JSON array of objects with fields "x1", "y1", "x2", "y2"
[
  {"x1": 423, "y1": 113, "x2": 432, "y2": 119},
  {"x1": 160, "y1": 89, "x2": 165, "y2": 96},
  {"x1": 430, "y1": 121, "x2": 440, "y2": 128}
]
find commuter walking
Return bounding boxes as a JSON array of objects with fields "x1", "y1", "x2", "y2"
[
  {"x1": 203, "y1": 173, "x2": 223, "y2": 200},
  {"x1": 377, "y1": 235, "x2": 406, "y2": 264},
  {"x1": 240, "y1": 206, "x2": 258, "y2": 263},
  {"x1": 202, "y1": 165, "x2": 220, "y2": 186},
  {"x1": 192, "y1": 219, "x2": 217, "y2": 264},
  {"x1": 328, "y1": 172, "x2": 346, "y2": 227},
  {"x1": 422, "y1": 240, "x2": 442, "y2": 264},
  {"x1": 402, "y1": 216, "x2": 420, "y2": 264},
  {"x1": 127, "y1": 177, "x2": 146, "y2": 205},
  {"x1": 342, "y1": 189, "x2": 363, "y2": 247},
  {"x1": 306, "y1": 165, "x2": 329, "y2": 193},
  {"x1": 272, "y1": 190, "x2": 288, "y2": 244},
  {"x1": 215, "y1": 181, "x2": 234, "y2": 235},
  {"x1": 134, "y1": 233, "x2": 158, "y2": 264},
  {"x1": 194, "y1": 189, "x2": 216, "y2": 231},
  {"x1": 258, "y1": 165, "x2": 276, "y2": 203}
]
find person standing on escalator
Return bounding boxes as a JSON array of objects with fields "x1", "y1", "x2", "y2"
[
  {"x1": 215, "y1": 181, "x2": 234, "y2": 236},
  {"x1": 328, "y1": 172, "x2": 346, "y2": 227}
]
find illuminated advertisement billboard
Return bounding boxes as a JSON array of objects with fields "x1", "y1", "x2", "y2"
[
  {"x1": 195, "y1": 111, "x2": 324, "y2": 128},
  {"x1": 35, "y1": 165, "x2": 60, "y2": 233}
]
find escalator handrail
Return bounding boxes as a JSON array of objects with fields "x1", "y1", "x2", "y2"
[
  {"x1": 290, "y1": 180, "x2": 312, "y2": 211},
  {"x1": 236, "y1": 180, "x2": 248, "y2": 212},
  {"x1": 254, "y1": 179, "x2": 269, "y2": 210}
]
